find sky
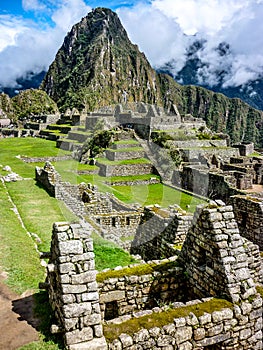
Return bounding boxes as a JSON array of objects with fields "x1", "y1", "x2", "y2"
[{"x1": 0, "y1": 0, "x2": 263, "y2": 90}]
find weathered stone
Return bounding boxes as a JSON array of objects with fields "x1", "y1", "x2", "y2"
[
  {"x1": 64, "y1": 326, "x2": 93, "y2": 345},
  {"x1": 63, "y1": 302, "x2": 92, "y2": 318},
  {"x1": 174, "y1": 326, "x2": 192, "y2": 344},
  {"x1": 58, "y1": 240, "x2": 83, "y2": 255},
  {"x1": 62, "y1": 284, "x2": 87, "y2": 294},
  {"x1": 134, "y1": 329, "x2": 149, "y2": 343},
  {"x1": 212, "y1": 308, "x2": 233, "y2": 322},
  {"x1": 157, "y1": 335, "x2": 175, "y2": 347},
  {"x1": 119, "y1": 333, "x2": 133, "y2": 347},
  {"x1": 71, "y1": 271, "x2": 97, "y2": 285},
  {"x1": 178, "y1": 341, "x2": 193, "y2": 350}
]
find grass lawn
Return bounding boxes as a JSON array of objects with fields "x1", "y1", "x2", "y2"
[{"x1": 110, "y1": 183, "x2": 206, "y2": 212}]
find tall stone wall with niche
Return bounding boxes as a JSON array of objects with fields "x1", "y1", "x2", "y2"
[
  {"x1": 231, "y1": 195, "x2": 263, "y2": 250},
  {"x1": 44, "y1": 221, "x2": 107, "y2": 350},
  {"x1": 131, "y1": 205, "x2": 193, "y2": 261}
]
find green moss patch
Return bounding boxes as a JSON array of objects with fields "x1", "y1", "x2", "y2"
[
  {"x1": 96, "y1": 260, "x2": 179, "y2": 283},
  {"x1": 103, "y1": 298, "x2": 233, "y2": 343}
]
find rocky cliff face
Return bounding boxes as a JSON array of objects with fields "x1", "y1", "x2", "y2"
[
  {"x1": 41, "y1": 7, "x2": 162, "y2": 111},
  {"x1": 41, "y1": 7, "x2": 263, "y2": 147}
]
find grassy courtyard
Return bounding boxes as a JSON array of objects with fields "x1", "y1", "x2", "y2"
[{"x1": 0, "y1": 137, "x2": 205, "y2": 349}]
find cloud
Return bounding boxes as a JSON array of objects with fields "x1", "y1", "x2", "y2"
[
  {"x1": 119, "y1": 0, "x2": 263, "y2": 88},
  {"x1": 118, "y1": 3, "x2": 191, "y2": 72},
  {"x1": 1, "y1": 0, "x2": 263, "y2": 90},
  {"x1": 0, "y1": 0, "x2": 91, "y2": 88}
]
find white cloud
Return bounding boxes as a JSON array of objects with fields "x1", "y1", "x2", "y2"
[
  {"x1": 0, "y1": 0, "x2": 91, "y2": 88},
  {"x1": 118, "y1": 4, "x2": 191, "y2": 71},
  {"x1": 52, "y1": 0, "x2": 90, "y2": 31},
  {"x1": 22, "y1": 0, "x2": 46, "y2": 12},
  {"x1": 1, "y1": 0, "x2": 263, "y2": 90},
  {"x1": 119, "y1": 0, "x2": 263, "y2": 88}
]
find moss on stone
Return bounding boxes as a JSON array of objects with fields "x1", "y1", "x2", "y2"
[
  {"x1": 256, "y1": 285, "x2": 263, "y2": 298},
  {"x1": 103, "y1": 298, "x2": 233, "y2": 342},
  {"x1": 96, "y1": 260, "x2": 179, "y2": 283}
]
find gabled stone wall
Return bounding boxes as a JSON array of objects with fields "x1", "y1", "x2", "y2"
[{"x1": 178, "y1": 201, "x2": 260, "y2": 303}]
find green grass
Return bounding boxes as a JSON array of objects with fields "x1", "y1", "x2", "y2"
[
  {"x1": 93, "y1": 233, "x2": 139, "y2": 271},
  {"x1": 113, "y1": 139, "x2": 139, "y2": 145},
  {"x1": 96, "y1": 157, "x2": 151, "y2": 165},
  {"x1": 7, "y1": 180, "x2": 77, "y2": 252},
  {"x1": 110, "y1": 183, "x2": 206, "y2": 212},
  {"x1": 108, "y1": 174, "x2": 160, "y2": 183},
  {"x1": 106, "y1": 147, "x2": 144, "y2": 152},
  {"x1": 0, "y1": 181, "x2": 45, "y2": 294},
  {"x1": 96, "y1": 259, "x2": 178, "y2": 283}
]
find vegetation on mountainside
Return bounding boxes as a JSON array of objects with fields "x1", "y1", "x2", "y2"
[
  {"x1": 40, "y1": 8, "x2": 163, "y2": 111},
  {"x1": 0, "y1": 92, "x2": 14, "y2": 118},
  {"x1": 39, "y1": 8, "x2": 263, "y2": 147},
  {"x1": 158, "y1": 74, "x2": 263, "y2": 147},
  {"x1": 12, "y1": 89, "x2": 59, "y2": 120}
]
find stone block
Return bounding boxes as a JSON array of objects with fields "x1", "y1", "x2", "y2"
[
  {"x1": 82, "y1": 292, "x2": 99, "y2": 302},
  {"x1": 62, "y1": 284, "x2": 87, "y2": 294},
  {"x1": 174, "y1": 326, "x2": 192, "y2": 344},
  {"x1": 100, "y1": 290, "x2": 125, "y2": 303},
  {"x1": 68, "y1": 337, "x2": 107, "y2": 350},
  {"x1": 134, "y1": 329, "x2": 149, "y2": 343},
  {"x1": 64, "y1": 326, "x2": 93, "y2": 345},
  {"x1": 119, "y1": 333, "x2": 133, "y2": 347},
  {"x1": 71, "y1": 271, "x2": 97, "y2": 285},
  {"x1": 196, "y1": 332, "x2": 230, "y2": 347},
  {"x1": 59, "y1": 262, "x2": 75, "y2": 274},
  {"x1": 58, "y1": 240, "x2": 83, "y2": 255},
  {"x1": 83, "y1": 313, "x2": 101, "y2": 326},
  {"x1": 157, "y1": 335, "x2": 175, "y2": 347},
  {"x1": 63, "y1": 302, "x2": 92, "y2": 318},
  {"x1": 178, "y1": 341, "x2": 193, "y2": 350},
  {"x1": 212, "y1": 308, "x2": 233, "y2": 322}
]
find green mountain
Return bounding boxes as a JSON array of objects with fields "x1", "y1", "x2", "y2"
[
  {"x1": 40, "y1": 7, "x2": 162, "y2": 111},
  {"x1": 41, "y1": 7, "x2": 263, "y2": 147},
  {"x1": 0, "y1": 89, "x2": 58, "y2": 122}
]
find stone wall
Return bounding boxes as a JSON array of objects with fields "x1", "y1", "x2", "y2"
[
  {"x1": 180, "y1": 147, "x2": 239, "y2": 163},
  {"x1": 106, "y1": 297, "x2": 262, "y2": 350},
  {"x1": 35, "y1": 161, "x2": 61, "y2": 196},
  {"x1": 97, "y1": 162, "x2": 155, "y2": 177},
  {"x1": 178, "y1": 200, "x2": 261, "y2": 302},
  {"x1": 97, "y1": 257, "x2": 185, "y2": 322},
  {"x1": 170, "y1": 139, "x2": 228, "y2": 149},
  {"x1": 44, "y1": 221, "x2": 107, "y2": 350},
  {"x1": 105, "y1": 149, "x2": 145, "y2": 161},
  {"x1": 131, "y1": 206, "x2": 193, "y2": 261},
  {"x1": 231, "y1": 195, "x2": 263, "y2": 250},
  {"x1": 174, "y1": 165, "x2": 242, "y2": 202}
]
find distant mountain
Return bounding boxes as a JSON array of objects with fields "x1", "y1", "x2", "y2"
[
  {"x1": 157, "y1": 40, "x2": 263, "y2": 112},
  {"x1": 0, "y1": 71, "x2": 46, "y2": 97},
  {"x1": 40, "y1": 7, "x2": 263, "y2": 147}
]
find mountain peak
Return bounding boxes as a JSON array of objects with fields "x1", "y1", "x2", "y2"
[{"x1": 41, "y1": 7, "x2": 161, "y2": 111}]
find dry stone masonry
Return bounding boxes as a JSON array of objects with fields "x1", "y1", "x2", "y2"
[
  {"x1": 42, "y1": 201, "x2": 263, "y2": 349},
  {"x1": 44, "y1": 221, "x2": 107, "y2": 350}
]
